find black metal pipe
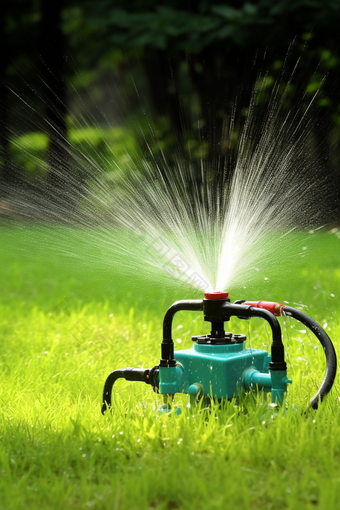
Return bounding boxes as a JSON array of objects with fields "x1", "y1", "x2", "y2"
[
  {"x1": 160, "y1": 298, "x2": 285, "y2": 368},
  {"x1": 283, "y1": 306, "x2": 337, "y2": 409},
  {"x1": 101, "y1": 367, "x2": 151, "y2": 415},
  {"x1": 220, "y1": 302, "x2": 285, "y2": 368},
  {"x1": 248, "y1": 306, "x2": 286, "y2": 370}
]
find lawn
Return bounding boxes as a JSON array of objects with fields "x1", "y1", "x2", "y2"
[{"x1": 0, "y1": 224, "x2": 340, "y2": 509}]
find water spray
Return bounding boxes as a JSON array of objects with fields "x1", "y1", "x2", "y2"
[{"x1": 101, "y1": 291, "x2": 337, "y2": 414}]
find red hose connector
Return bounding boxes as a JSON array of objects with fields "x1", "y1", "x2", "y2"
[
  {"x1": 204, "y1": 291, "x2": 229, "y2": 300},
  {"x1": 242, "y1": 301, "x2": 286, "y2": 316}
]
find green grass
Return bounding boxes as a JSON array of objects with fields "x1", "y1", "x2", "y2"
[{"x1": 0, "y1": 225, "x2": 340, "y2": 509}]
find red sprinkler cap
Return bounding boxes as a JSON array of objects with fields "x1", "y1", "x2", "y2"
[{"x1": 204, "y1": 291, "x2": 229, "y2": 300}]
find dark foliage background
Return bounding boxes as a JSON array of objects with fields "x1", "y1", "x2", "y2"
[{"x1": 1, "y1": 0, "x2": 340, "y2": 221}]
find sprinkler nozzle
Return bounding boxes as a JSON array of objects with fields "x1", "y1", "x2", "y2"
[{"x1": 204, "y1": 291, "x2": 229, "y2": 300}]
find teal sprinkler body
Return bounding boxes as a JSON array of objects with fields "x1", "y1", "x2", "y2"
[{"x1": 101, "y1": 292, "x2": 337, "y2": 414}]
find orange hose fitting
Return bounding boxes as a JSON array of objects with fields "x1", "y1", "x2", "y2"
[{"x1": 242, "y1": 301, "x2": 285, "y2": 316}]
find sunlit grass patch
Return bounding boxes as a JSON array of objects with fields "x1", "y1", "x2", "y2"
[{"x1": 0, "y1": 226, "x2": 340, "y2": 509}]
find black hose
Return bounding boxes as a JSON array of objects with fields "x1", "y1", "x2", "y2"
[{"x1": 283, "y1": 306, "x2": 337, "y2": 409}]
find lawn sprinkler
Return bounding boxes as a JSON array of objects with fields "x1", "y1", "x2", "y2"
[{"x1": 101, "y1": 291, "x2": 337, "y2": 414}]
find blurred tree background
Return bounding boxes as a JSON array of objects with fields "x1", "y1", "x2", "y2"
[{"x1": 1, "y1": 0, "x2": 340, "y2": 219}]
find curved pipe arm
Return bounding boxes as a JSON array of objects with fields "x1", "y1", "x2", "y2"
[
  {"x1": 226, "y1": 302, "x2": 285, "y2": 368},
  {"x1": 163, "y1": 299, "x2": 204, "y2": 338},
  {"x1": 101, "y1": 367, "x2": 152, "y2": 415},
  {"x1": 248, "y1": 306, "x2": 285, "y2": 369},
  {"x1": 226, "y1": 303, "x2": 283, "y2": 345},
  {"x1": 161, "y1": 300, "x2": 203, "y2": 365}
]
